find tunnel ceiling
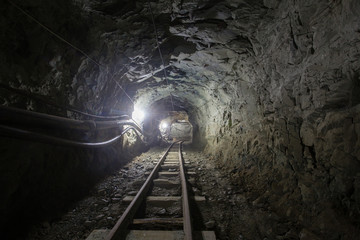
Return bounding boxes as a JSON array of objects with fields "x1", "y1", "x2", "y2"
[
  {"x1": 72, "y1": 0, "x2": 267, "y2": 114},
  {"x1": 2, "y1": 0, "x2": 359, "y2": 136},
  {"x1": 5, "y1": 0, "x2": 359, "y2": 118},
  {"x1": 2, "y1": 0, "x2": 359, "y2": 154}
]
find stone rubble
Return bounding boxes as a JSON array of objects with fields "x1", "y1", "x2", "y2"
[{"x1": 25, "y1": 146, "x2": 308, "y2": 240}]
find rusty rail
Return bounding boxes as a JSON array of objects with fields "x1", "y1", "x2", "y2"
[
  {"x1": 105, "y1": 142, "x2": 176, "y2": 240},
  {"x1": 104, "y1": 141, "x2": 194, "y2": 239},
  {"x1": 179, "y1": 141, "x2": 193, "y2": 240}
]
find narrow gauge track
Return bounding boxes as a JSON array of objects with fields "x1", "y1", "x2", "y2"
[{"x1": 86, "y1": 142, "x2": 215, "y2": 240}]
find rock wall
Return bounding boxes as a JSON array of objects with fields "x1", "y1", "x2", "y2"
[
  {"x1": 0, "y1": 2, "x2": 145, "y2": 237},
  {"x1": 0, "y1": 0, "x2": 92, "y2": 113},
  {"x1": 203, "y1": 0, "x2": 360, "y2": 238}
]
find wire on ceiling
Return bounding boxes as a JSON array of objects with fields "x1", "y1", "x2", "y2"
[
  {"x1": 147, "y1": 0, "x2": 175, "y2": 111},
  {"x1": 6, "y1": 0, "x2": 135, "y2": 106}
]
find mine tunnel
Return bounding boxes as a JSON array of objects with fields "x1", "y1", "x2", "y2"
[{"x1": 1, "y1": 0, "x2": 360, "y2": 239}]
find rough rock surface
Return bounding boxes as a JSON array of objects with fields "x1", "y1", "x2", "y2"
[
  {"x1": 1, "y1": 0, "x2": 359, "y2": 239},
  {"x1": 27, "y1": 147, "x2": 156, "y2": 240},
  {"x1": 27, "y1": 146, "x2": 303, "y2": 240}
]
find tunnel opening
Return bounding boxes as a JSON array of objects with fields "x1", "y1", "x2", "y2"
[
  {"x1": 134, "y1": 94, "x2": 202, "y2": 148},
  {"x1": 158, "y1": 111, "x2": 193, "y2": 143}
]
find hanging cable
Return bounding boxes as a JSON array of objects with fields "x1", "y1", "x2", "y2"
[
  {"x1": 107, "y1": 67, "x2": 135, "y2": 105},
  {"x1": 0, "y1": 124, "x2": 146, "y2": 148},
  {"x1": 147, "y1": 0, "x2": 175, "y2": 111},
  {"x1": 7, "y1": 0, "x2": 102, "y2": 68},
  {"x1": 6, "y1": 0, "x2": 135, "y2": 106}
]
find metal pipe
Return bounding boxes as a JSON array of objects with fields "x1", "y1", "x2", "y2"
[{"x1": 0, "y1": 125, "x2": 144, "y2": 148}]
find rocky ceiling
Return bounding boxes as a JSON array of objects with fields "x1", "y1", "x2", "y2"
[
  {"x1": 69, "y1": 0, "x2": 267, "y2": 118},
  {"x1": 3, "y1": 0, "x2": 359, "y2": 121}
]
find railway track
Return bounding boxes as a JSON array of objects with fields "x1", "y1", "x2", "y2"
[{"x1": 86, "y1": 142, "x2": 216, "y2": 240}]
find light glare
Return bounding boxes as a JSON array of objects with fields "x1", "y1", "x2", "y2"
[
  {"x1": 132, "y1": 108, "x2": 145, "y2": 123},
  {"x1": 161, "y1": 122, "x2": 168, "y2": 129}
]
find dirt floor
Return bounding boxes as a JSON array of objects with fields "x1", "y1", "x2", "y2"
[{"x1": 27, "y1": 145, "x2": 297, "y2": 240}]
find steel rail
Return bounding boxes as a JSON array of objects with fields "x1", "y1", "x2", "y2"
[
  {"x1": 0, "y1": 105, "x2": 135, "y2": 131},
  {"x1": 179, "y1": 142, "x2": 193, "y2": 240},
  {"x1": 0, "y1": 125, "x2": 144, "y2": 148},
  {"x1": 105, "y1": 142, "x2": 176, "y2": 240}
]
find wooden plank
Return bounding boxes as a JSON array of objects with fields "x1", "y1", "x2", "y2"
[
  {"x1": 158, "y1": 172, "x2": 179, "y2": 177},
  {"x1": 123, "y1": 196, "x2": 205, "y2": 204},
  {"x1": 132, "y1": 218, "x2": 183, "y2": 226},
  {"x1": 145, "y1": 171, "x2": 186, "y2": 177},
  {"x1": 156, "y1": 160, "x2": 190, "y2": 164},
  {"x1": 152, "y1": 171, "x2": 195, "y2": 177},
  {"x1": 161, "y1": 165, "x2": 179, "y2": 170},
  {"x1": 123, "y1": 196, "x2": 179, "y2": 203},
  {"x1": 202, "y1": 231, "x2": 217, "y2": 240},
  {"x1": 87, "y1": 230, "x2": 215, "y2": 240},
  {"x1": 123, "y1": 196, "x2": 180, "y2": 208},
  {"x1": 145, "y1": 196, "x2": 180, "y2": 207},
  {"x1": 126, "y1": 230, "x2": 184, "y2": 240},
  {"x1": 194, "y1": 196, "x2": 206, "y2": 202},
  {"x1": 153, "y1": 179, "x2": 180, "y2": 188},
  {"x1": 162, "y1": 161, "x2": 190, "y2": 164},
  {"x1": 86, "y1": 229, "x2": 110, "y2": 240}
]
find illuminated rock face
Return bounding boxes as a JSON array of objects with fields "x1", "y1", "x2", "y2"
[{"x1": 1, "y1": 0, "x2": 360, "y2": 238}]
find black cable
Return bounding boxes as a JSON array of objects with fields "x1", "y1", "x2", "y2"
[
  {"x1": 6, "y1": 0, "x2": 135, "y2": 106},
  {"x1": 0, "y1": 125, "x2": 145, "y2": 148}
]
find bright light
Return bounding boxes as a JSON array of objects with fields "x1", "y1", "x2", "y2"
[
  {"x1": 132, "y1": 107, "x2": 145, "y2": 123},
  {"x1": 161, "y1": 122, "x2": 168, "y2": 129}
]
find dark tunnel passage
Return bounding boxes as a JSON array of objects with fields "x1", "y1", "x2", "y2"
[
  {"x1": 140, "y1": 97, "x2": 198, "y2": 145},
  {"x1": 1, "y1": 0, "x2": 360, "y2": 239}
]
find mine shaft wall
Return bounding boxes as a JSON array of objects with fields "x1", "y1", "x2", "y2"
[
  {"x1": 0, "y1": 2, "x2": 143, "y2": 236},
  {"x1": 202, "y1": 0, "x2": 360, "y2": 238}
]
